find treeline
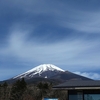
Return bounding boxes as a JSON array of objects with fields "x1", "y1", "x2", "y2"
[{"x1": 0, "y1": 78, "x2": 68, "y2": 100}]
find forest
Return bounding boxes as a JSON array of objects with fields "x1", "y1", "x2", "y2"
[{"x1": 0, "y1": 78, "x2": 68, "y2": 100}]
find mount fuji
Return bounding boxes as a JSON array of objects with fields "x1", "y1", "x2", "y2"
[
  {"x1": 13, "y1": 64, "x2": 65, "y2": 79},
  {"x1": 0, "y1": 64, "x2": 92, "y2": 84}
]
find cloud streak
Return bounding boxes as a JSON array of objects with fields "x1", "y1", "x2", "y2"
[
  {"x1": 74, "y1": 71, "x2": 100, "y2": 80},
  {"x1": 0, "y1": 29, "x2": 100, "y2": 72}
]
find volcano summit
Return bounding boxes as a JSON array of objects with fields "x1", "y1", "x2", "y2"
[{"x1": 13, "y1": 64, "x2": 65, "y2": 79}]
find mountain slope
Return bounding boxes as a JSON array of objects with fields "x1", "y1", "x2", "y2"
[{"x1": 50, "y1": 71, "x2": 92, "y2": 81}]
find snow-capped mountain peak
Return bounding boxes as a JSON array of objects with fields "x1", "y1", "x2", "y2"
[
  {"x1": 13, "y1": 64, "x2": 65, "y2": 79},
  {"x1": 31, "y1": 64, "x2": 65, "y2": 72}
]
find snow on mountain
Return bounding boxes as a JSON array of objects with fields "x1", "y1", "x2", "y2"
[{"x1": 13, "y1": 64, "x2": 65, "y2": 79}]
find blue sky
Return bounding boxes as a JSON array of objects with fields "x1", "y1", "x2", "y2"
[{"x1": 0, "y1": 0, "x2": 100, "y2": 81}]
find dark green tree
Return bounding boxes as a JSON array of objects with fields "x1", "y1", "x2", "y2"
[
  {"x1": 10, "y1": 78, "x2": 27, "y2": 100},
  {"x1": 20, "y1": 78, "x2": 27, "y2": 91},
  {"x1": 2, "y1": 82, "x2": 8, "y2": 87},
  {"x1": 37, "y1": 82, "x2": 50, "y2": 99},
  {"x1": 2, "y1": 82, "x2": 8, "y2": 100}
]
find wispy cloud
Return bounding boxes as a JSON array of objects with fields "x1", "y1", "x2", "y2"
[
  {"x1": 74, "y1": 71, "x2": 100, "y2": 80},
  {"x1": 0, "y1": 28, "x2": 100, "y2": 71},
  {"x1": 1, "y1": 0, "x2": 100, "y2": 35}
]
